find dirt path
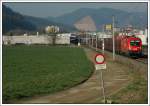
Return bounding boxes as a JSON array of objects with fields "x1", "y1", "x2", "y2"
[{"x1": 15, "y1": 48, "x2": 131, "y2": 104}]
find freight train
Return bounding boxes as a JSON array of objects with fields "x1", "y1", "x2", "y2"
[{"x1": 90, "y1": 35, "x2": 142, "y2": 57}]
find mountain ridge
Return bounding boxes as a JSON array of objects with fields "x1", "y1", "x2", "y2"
[
  {"x1": 47, "y1": 7, "x2": 147, "y2": 30},
  {"x1": 3, "y1": 5, "x2": 147, "y2": 35},
  {"x1": 2, "y1": 5, "x2": 77, "y2": 35}
]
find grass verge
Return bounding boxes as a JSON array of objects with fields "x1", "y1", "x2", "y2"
[{"x1": 108, "y1": 64, "x2": 148, "y2": 104}]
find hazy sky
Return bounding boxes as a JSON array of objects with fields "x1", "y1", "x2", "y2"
[{"x1": 4, "y1": 2, "x2": 148, "y2": 18}]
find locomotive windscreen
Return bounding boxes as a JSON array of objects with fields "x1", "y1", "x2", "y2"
[{"x1": 130, "y1": 40, "x2": 140, "y2": 46}]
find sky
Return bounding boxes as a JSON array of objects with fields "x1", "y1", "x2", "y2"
[{"x1": 3, "y1": 2, "x2": 148, "y2": 18}]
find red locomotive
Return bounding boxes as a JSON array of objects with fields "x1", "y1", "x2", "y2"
[
  {"x1": 119, "y1": 36, "x2": 142, "y2": 56},
  {"x1": 115, "y1": 35, "x2": 142, "y2": 56},
  {"x1": 90, "y1": 35, "x2": 142, "y2": 57}
]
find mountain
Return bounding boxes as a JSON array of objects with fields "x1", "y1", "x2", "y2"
[
  {"x1": 48, "y1": 8, "x2": 147, "y2": 30},
  {"x1": 2, "y1": 5, "x2": 37, "y2": 34},
  {"x1": 2, "y1": 5, "x2": 77, "y2": 35},
  {"x1": 3, "y1": 5, "x2": 147, "y2": 35},
  {"x1": 25, "y1": 16, "x2": 77, "y2": 32},
  {"x1": 47, "y1": 8, "x2": 96, "y2": 27}
]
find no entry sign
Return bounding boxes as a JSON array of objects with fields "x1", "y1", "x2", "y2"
[
  {"x1": 95, "y1": 54, "x2": 106, "y2": 70},
  {"x1": 95, "y1": 54, "x2": 105, "y2": 64}
]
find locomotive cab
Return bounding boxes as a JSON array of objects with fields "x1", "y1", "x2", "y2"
[{"x1": 128, "y1": 37, "x2": 142, "y2": 56}]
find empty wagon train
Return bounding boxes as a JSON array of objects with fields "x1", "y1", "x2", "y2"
[{"x1": 91, "y1": 35, "x2": 142, "y2": 57}]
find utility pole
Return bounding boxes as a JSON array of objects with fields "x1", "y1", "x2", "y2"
[
  {"x1": 112, "y1": 16, "x2": 115, "y2": 60},
  {"x1": 91, "y1": 35, "x2": 93, "y2": 48},
  {"x1": 103, "y1": 24, "x2": 105, "y2": 32},
  {"x1": 96, "y1": 33, "x2": 97, "y2": 51},
  {"x1": 86, "y1": 32, "x2": 88, "y2": 45},
  {"x1": 102, "y1": 25, "x2": 105, "y2": 55},
  {"x1": 102, "y1": 38, "x2": 104, "y2": 55}
]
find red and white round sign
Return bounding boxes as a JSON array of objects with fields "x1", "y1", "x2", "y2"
[{"x1": 95, "y1": 54, "x2": 105, "y2": 64}]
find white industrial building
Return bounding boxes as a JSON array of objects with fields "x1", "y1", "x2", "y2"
[
  {"x1": 135, "y1": 29, "x2": 148, "y2": 46},
  {"x1": 118, "y1": 29, "x2": 148, "y2": 46}
]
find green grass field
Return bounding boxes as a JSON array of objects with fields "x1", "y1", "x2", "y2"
[{"x1": 2, "y1": 45, "x2": 93, "y2": 102}]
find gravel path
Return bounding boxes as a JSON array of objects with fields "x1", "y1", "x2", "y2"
[{"x1": 14, "y1": 48, "x2": 131, "y2": 104}]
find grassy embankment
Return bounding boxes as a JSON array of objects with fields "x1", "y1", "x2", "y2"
[{"x1": 109, "y1": 66, "x2": 148, "y2": 104}]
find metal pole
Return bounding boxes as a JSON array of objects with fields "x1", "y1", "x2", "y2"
[
  {"x1": 86, "y1": 32, "x2": 88, "y2": 45},
  {"x1": 88, "y1": 34, "x2": 89, "y2": 47},
  {"x1": 100, "y1": 70, "x2": 106, "y2": 103},
  {"x1": 112, "y1": 16, "x2": 115, "y2": 60},
  {"x1": 92, "y1": 36, "x2": 93, "y2": 48},
  {"x1": 89, "y1": 34, "x2": 91, "y2": 47},
  {"x1": 102, "y1": 38, "x2": 104, "y2": 55},
  {"x1": 96, "y1": 33, "x2": 97, "y2": 51},
  {"x1": 103, "y1": 24, "x2": 105, "y2": 32},
  {"x1": 102, "y1": 25, "x2": 105, "y2": 55}
]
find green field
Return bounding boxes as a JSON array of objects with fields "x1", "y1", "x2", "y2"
[{"x1": 2, "y1": 45, "x2": 93, "y2": 102}]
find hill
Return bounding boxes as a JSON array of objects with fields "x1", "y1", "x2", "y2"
[
  {"x1": 2, "y1": 5, "x2": 77, "y2": 35},
  {"x1": 48, "y1": 8, "x2": 147, "y2": 30},
  {"x1": 25, "y1": 16, "x2": 77, "y2": 33},
  {"x1": 3, "y1": 5, "x2": 147, "y2": 34},
  {"x1": 2, "y1": 5, "x2": 37, "y2": 35}
]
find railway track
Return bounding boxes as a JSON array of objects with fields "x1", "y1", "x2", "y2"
[
  {"x1": 81, "y1": 36, "x2": 148, "y2": 65},
  {"x1": 135, "y1": 57, "x2": 148, "y2": 64},
  {"x1": 129, "y1": 53, "x2": 148, "y2": 64},
  {"x1": 86, "y1": 45, "x2": 148, "y2": 64},
  {"x1": 118, "y1": 54, "x2": 148, "y2": 64}
]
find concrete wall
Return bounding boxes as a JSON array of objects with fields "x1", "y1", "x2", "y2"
[
  {"x1": 2, "y1": 34, "x2": 70, "y2": 45},
  {"x1": 55, "y1": 36, "x2": 70, "y2": 44}
]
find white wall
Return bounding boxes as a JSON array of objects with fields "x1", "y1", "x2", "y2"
[{"x1": 3, "y1": 34, "x2": 70, "y2": 45}]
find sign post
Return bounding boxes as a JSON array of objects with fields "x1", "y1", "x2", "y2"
[
  {"x1": 95, "y1": 54, "x2": 106, "y2": 103},
  {"x1": 95, "y1": 54, "x2": 106, "y2": 70}
]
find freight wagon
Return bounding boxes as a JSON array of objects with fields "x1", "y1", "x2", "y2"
[{"x1": 91, "y1": 35, "x2": 142, "y2": 57}]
